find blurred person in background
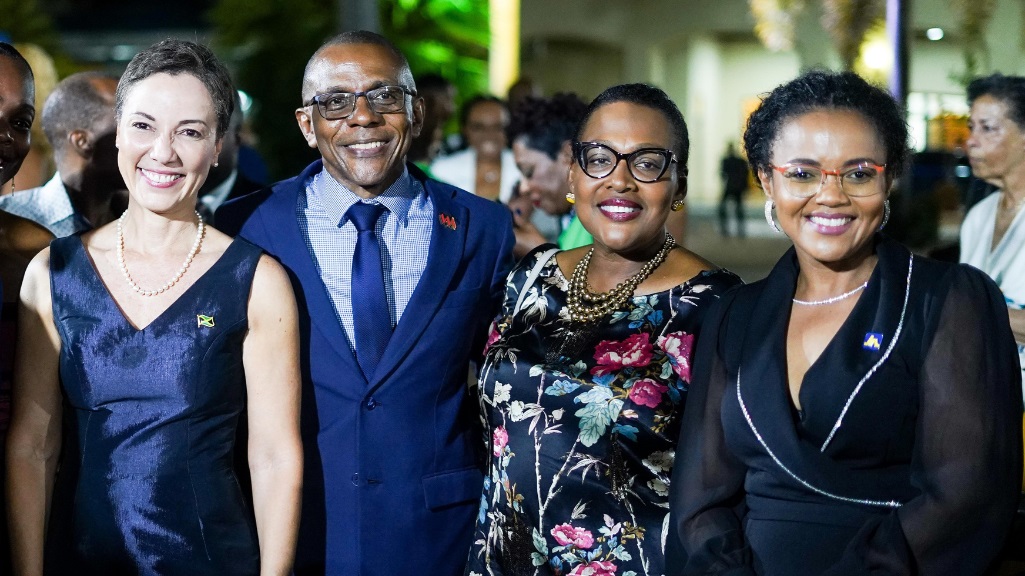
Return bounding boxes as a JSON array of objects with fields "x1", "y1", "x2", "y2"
[
  {"x1": 0, "y1": 40, "x2": 53, "y2": 576},
  {"x1": 719, "y1": 141, "x2": 749, "y2": 237},
  {"x1": 408, "y1": 73, "x2": 456, "y2": 175},
  {"x1": 431, "y1": 95, "x2": 519, "y2": 202},
  {"x1": 1, "y1": 43, "x2": 57, "y2": 195},
  {"x1": 0, "y1": 71, "x2": 126, "y2": 237},
  {"x1": 198, "y1": 89, "x2": 263, "y2": 224}
]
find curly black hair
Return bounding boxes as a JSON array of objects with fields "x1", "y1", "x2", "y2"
[
  {"x1": 575, "y1": 83, "x2": 689, "y2": 172},
  {"x1": 967, "y1": 73, "x2": 1025, "y2": 129},
  {"x1": 506, "y1": 92, "x2": 587, "y2": 159},
  {"x1": 743, "y1": 70, "x2": 909, "y2": 179}
]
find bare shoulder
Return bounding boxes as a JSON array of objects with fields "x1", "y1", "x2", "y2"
[
  {"x1": 249, "y1": 254, "x2": 296, "y2": 315},
  {"x1": 20, "y1": 245, "x2": 54, "y2": 305}
]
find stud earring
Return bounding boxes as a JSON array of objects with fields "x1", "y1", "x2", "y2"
[
  {"x1": 213, "y1": 162, "x2": 219, "y2": 168},
  {"x1": 565, "y1": 192, "x2": 575, "y2": 204},
  {"x1": 671, "y1": 199, "x2": 684, "y2": 212},
  {"x1": 879, "y1": 198, "x2": 890, "y2": 231},
  {"x1": 764, "y1": 199, "x2": 782, "y2": 233}
]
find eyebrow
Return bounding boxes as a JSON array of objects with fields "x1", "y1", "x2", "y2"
[
  {"x1": 784, "y1": 157, "x2": 883, "y2": 166},
  {"x1": 315, "y1": 81, "x2": 394, "y2": 94},
  {"x1": 128, "y1": 111, "x2": 211, "y2": 128}
]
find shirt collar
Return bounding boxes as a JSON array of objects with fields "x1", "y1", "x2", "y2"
[
  {"x1": 199, "y1": 169, "x2": 238, "y2": 211},
  {"x1": 310, "y1": 165, "x2": 419, "y2": 226}
]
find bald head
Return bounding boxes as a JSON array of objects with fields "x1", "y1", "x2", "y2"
[
  {"x1": 301, "y1": 31, "x2": 415, "y2": 103},
  {"x1": 43, "y1": 72, "x2": 118, "y2": 157}
]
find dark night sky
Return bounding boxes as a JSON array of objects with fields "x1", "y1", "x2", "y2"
[{"x1": 46, "y1": 0, "x2": 217, "y2": 31}]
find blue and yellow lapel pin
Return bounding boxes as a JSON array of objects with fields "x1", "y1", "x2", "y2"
[
  {"x1": 197, "y1": 314, "x2": 215, "y2": 328},
  {"x1": 862, "y1": 332, "x2": 883, "y2": 351}
]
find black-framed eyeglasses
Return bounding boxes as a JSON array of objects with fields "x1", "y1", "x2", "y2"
[
  {"x1": 572, "y1": 141, "x2": 678, "y2": 183},
  {"x1": 303, "y1": 85, "x2": 416, "y2": 120}
]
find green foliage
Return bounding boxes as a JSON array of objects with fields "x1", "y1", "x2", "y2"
[
  {"x1": 0, "y1": 0, "x2": 58, "y2": 48},
  {"x1": 208, "y1": 0, "x2": 334, "y2": 180},
  {"x1": 382, "y1": 0, "x2": 491, "y2": 104}
]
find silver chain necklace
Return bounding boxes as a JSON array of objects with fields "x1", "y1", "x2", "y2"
[{"x1": 792, "y1": 280, "x2": 868, "y2": 306}]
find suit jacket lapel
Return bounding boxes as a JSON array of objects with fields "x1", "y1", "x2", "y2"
[
  {"x1": 268, "y1": 162, "x2": 361, "y2": 375},
  {"x1": 371, "y1": 178, "x2": 468, "y2": 386}
]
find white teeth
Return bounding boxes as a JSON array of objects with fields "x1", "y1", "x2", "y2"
[
  {"x1": 601, "y1": 205, "x2": 639, "y2": 214},
  {"x1": 809, "y1": 215, "x2": 852, "y2": 227},
  {"x1": 349, "y1": 141, "x2": 386, "y2": 150},
  {"x1": 141, "y1": 169, "x2": 182, "y2": 184}
]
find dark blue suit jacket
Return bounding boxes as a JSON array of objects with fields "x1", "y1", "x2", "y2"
[{"x1": 217, "y1": 161, "x2": 514, "y2": 575}]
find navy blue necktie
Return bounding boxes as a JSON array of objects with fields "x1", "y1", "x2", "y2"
[{"x1": 345, "y1": 202, "x2": 391, "y2": 378}]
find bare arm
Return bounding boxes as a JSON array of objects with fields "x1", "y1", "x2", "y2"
[
  {"x1": 244, "y1": 255, "x2": 303, "y2": 576},
  {"x1": 6, "y1": 248, "x2": 62, "y2": 576}
]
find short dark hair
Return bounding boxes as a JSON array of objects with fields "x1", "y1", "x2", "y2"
[
  {"x1": 115, "y1": 39, "x2": 235, "y2": 139},
  {"x1": 43, "y1": 72, "x2": 119, "y2": 155},
  {"x1": 459, "y1": 94, "x2": 505, "y2": 131},
  {"x1": 576, "y1": 83, "x2": 689, "y2": 172},
  {"x1": 967, "y1": 73, "x2": 1025, "y2": 130},
  {"x1": 303, "y1": 31, "x2": 415, "y2": 100},
  {"x1": 0, "y1": 42, "x2": 33, "y2": 83},
  {"x1": 507, "y1": 93, "x2": 587, "y2": 159},
  {"x1": 744, "y1": 70, "x2": 909, "y2": 178}
]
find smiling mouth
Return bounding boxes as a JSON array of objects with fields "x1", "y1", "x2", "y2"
[
  {"x1": 601, "y1": 205, "x2": 640, "y2": 214},
  {"x1": 347, "y1": 141, "x2": 387, "y2": 151},
  {"x1": 140, "y1": 168, "x2": 184, "y2": 184},
  {"x1": 808, "y1": 215, "x2": 853, "y2": 228}
]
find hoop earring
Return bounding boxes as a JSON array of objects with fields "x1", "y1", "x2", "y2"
[
  {"x1": 764, "y1": 199, "x2": 782, "y2": 233},
  {"x1": 565, "y1": 192, "x2": 575, "y2": 204},
  {"x1": 879, "y1": 199, "x2": 890, "y2": 231},
  {"x1": 671, "y1": 199, "x2": 684, "y2": 212}
]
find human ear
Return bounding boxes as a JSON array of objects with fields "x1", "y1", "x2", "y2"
[{"x1": 295, "y1": 108, "x2": 318, "y2": 149}]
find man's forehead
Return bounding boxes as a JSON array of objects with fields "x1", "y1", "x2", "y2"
[{"x1": 307, "y1": 44, "x2": 405, "y2": 88}]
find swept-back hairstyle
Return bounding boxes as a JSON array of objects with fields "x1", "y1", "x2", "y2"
[
  {"x1": 744, "y1": 70, "x2": 909, "y2": 178},
  {"x1": 115, "y1": 39, "x2": 235, "y2": 139},
  {"x1": 576, "y1": 83, "x2": 689, "y2": 174}
]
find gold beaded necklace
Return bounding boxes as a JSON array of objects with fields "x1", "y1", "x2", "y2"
[{"x1": 566, "y1": 233, "x2": 676, "y2": 323}]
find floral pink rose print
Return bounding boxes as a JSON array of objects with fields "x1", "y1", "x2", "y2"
[
  {"x1": 628, "y1": 378, "x2": 668, "y2": 408},
  {"x1": 591, "y1": 333, "x2": 653, "y2": 376},
  {"x1": 569, "y1": 560, "x2": 617, "y2": 576},
  {"x1": 550, "y1": 523, "x2": 595, "y2": 549},
  {"x1": 656, "y1": 331, "x2": 695, "y2": 382},
  {"x1": 493, "y1": 426, "x2": 509, "y2": 457},
  {"x1": 483, "y1": 322, "x2": 502, "y2": 354}
]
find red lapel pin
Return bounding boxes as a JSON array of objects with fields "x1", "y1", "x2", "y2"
[{"x1": 439, "y1": 213, "x2": 457, "y2": 230}]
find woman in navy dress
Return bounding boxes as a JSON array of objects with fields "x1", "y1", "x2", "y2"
[
  {"x1": 7, "y1": 40, "x2": 303, "y2": 575},
  {"x1": 467, "y1": 84, "x2": 741, "y2": 576},
  {"x1": 671, "y1": 70, "x2": 1022, "y2": 575}
]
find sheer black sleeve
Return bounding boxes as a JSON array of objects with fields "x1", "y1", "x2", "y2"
[
  {"x1": 670, "y1": 290, "x2": 755, "y2": 575},
  {"x1": 824, "y1": 264, "x2": 1023, "y2": 575}
]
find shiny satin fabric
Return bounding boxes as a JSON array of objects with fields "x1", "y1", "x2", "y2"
[{"x1": 43, "y1": 236, "x2": 262, "y2": 575}]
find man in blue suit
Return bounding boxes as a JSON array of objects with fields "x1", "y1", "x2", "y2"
[{"x1": 217, "y1": 31, "x2": 513, "y2": 575}]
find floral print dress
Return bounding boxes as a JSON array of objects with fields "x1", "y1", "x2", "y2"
[{"x1": 467, "y1": 246, "x2": 741, "y2": 576}]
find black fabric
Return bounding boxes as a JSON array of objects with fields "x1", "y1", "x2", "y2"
[{"x1": 671, "y1": 235, "x2": 1023, "y2": 575}]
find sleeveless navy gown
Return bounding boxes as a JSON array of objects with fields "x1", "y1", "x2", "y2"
[{"x1": 44, "y1": 236, "x2": 262, "y2": 575}]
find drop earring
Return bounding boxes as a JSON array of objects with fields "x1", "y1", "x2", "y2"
[
  {"x1": 879, "y1": 199, "x2": 890, "y2": 231},
  {"x1": 764, "y1": 199, "x2": 781, "y2": 233},
  {"x1": 565, "y1": 192, "x2": 575, "y2": 204}
]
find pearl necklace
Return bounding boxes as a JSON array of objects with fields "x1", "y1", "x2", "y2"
[
  {"x1": 566, "y1": 233, "x2": 675, "y2": 323},
  {"x1": 116, "y1": 210, "x2": 205, "y2": 297},
  {"x1": 792, "y1": 280, "x2": 868, "y2": 306}
]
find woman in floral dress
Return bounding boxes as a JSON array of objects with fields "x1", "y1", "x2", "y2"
[{"x1": 466, "y1": 84, "x2": 741, "y2": 576}]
